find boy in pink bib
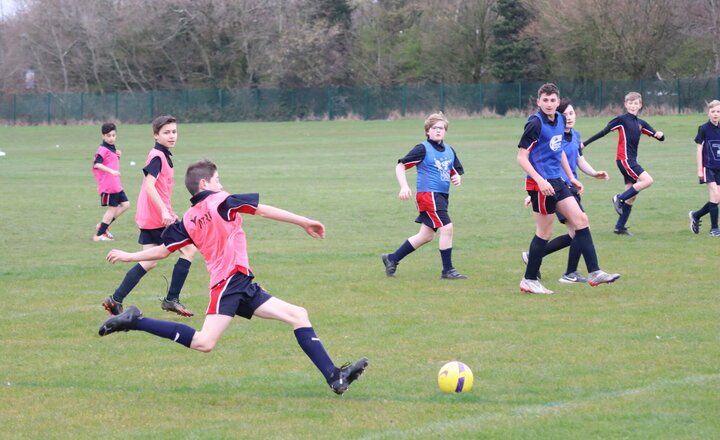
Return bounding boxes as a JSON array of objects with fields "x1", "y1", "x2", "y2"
[
  {"x1": 92, "y1": 123, "x2": 130, "y2": 241},
  {"x1": 102, "y1": 116, "x2": 197, "y2": 318},
  {"x1": 100, "y1": 160, "x2": 368, "y2": 395}
]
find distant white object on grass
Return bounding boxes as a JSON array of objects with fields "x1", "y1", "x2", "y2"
[
  {"x1": 0, "y1": 151, "x2": 5, "y2": 157},
  {"x1": 55, "y1": 144, "x2": 59, "y2": 148},
  {"x1": 130, "y1": 161, "x2": 136, "y2": 166}
]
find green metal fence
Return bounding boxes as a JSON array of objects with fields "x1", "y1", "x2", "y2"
[{"x1": 2, "y1": 78, "x2": 719, "y2": 125}]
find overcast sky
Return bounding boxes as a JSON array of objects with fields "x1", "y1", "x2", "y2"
[{"x1": 0, "y1": 0, "x2": 17, "y2": 18}]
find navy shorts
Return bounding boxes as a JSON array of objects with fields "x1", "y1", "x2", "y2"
[
  {"x1": 556, "y1": 187, "x2": 583, "y2": 224},
  {"x1": 415, "y1": 192, "x2": 452, "y2": 230},
  {"x1": 138, "y1": 227, "x2": 165, "y2": 245},
  {"x1": 617, "y1": 160, "x2": 645, "y2": 184},
  {"x1": 528, "y1": 178, "x2": 573, "y2": 215},
  {"x1": 700, "y1": 167, "x2": 720, "y2": 185},
  {"x1": 207, "y1": 272, "x2": 273, "y2": 319},
  {"x1": 100, "y1": 190, "x2": 128, "y2": 207}
]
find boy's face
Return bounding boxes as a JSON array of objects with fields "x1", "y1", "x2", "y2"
[
  {"x1": 625, "y1": 99, "x2": 642, "y2": 115},
  {"x1": 537, "y1": 93, "x2": 559, "y2": 117},
  {"x1": 426, "y1": 122, "x2": 447, "y2": 142},
  {"x1": 201, "y1": 171, "x2": 223, "y2": 192},
  {"x1": 709, "y1": 106, "x2": 720, "y2": 124},
  {"x1": 154, "y1": 122, "x2": 177, "y2": 149},
  {"x1": 563, "y1": 105, "x2": 576, "y2": 129},
  {"x1": 102, "y1": 130, "x2": 117, "y2": 145}
]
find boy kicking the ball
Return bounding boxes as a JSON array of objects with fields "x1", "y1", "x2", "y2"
[{"x1": 99, "y1": 159, "x2": 368, "y2": 395}]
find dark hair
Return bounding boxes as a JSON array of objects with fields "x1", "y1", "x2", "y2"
[
  {"x1": 152, "y1": 115, "x2": 176, "y2": 135},
  {"x1": 537, "y1": 83, "x2": 560, "y2": 98},
  {"x1": 185, "y1": 159, "x2": 217, "y2": 195},
  {"x1": 557, "y1": 98, "x2": 572, "y2": 114},
  {"x1": 101, "y1": 122, "x2": 116, "y2": 134}
]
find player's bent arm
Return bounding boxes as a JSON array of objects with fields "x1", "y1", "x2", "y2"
[
  {"x1": 107, "y1": 246, "x2": 171, "y2": 263},
  {"x1": 517, "y1": 148, "x2": 553, "y2": 195},
  {"x1": 577, "y1": 156, "x2": 608, "y2": 180},
  {"x1": 94, "y1": 163, "x2": 120, "y2": 176},
  {"x1": 255, "y1": 204, "x2": 326, "y2": 239},
  {"x1": 144, "y1": 175, "x2": 173, "y2": 225}
]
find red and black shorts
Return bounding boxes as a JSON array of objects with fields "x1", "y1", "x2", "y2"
[
  {"x1": 100, "y1": 190, "x2": 128, "y2": 207},
  {"x1": 207, "y1": 271, "x2": 273, "y2": 319},
  {"x1": 414, "y1": 192, "x2": 452, "y2": 230},
  {"x1": 616, "y1": 160, "x2": 645, "y2": 184},
  {"x1": 527, "y1": 178, "x2": 574, "y2": 215}
]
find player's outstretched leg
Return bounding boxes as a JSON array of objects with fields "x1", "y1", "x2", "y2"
[{"x1": 327, "y1": 357, "x2": 369, "y2": 395}]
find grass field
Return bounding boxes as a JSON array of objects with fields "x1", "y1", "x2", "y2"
[{"x1": 1, "y1": 114, "x2": 719, "y2": 439}]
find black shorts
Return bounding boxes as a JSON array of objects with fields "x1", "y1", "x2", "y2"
[
  {"x1": 415, "y1": 192, "x2": 452, "y2": 230},
  {"x1": 100, "y1": 190, "x2": 128, "y2": 207},
  {"x1": 138, "y1": 227, "x2": 166, "y2": 245},
  {"x1": 617, "y1": 160, "x2": 645, "y2": 184},
  {"x1": 527, "y1": 178, "x2": 573, "y2": 215},
  {"x1": 700, "y1": 167, "x2": 720, "y2": 185},
  {"x1": 207, "y1": 272, "x2": 273, "y2": 319},
  {"x1": 556, "y1": 187, "x2": 583, "y2": 224}
]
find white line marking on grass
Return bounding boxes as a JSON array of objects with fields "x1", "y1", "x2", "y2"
[{"x1": 357, "y1": 374, "x2": 720, "y2": 440}]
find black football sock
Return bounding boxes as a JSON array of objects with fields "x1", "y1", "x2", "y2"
[
  {"x1": 134, "y1": 316, "x2": 196, "y2": 347},
  {"x1": 113, "y1": 264, "x2": 147, "y2": 303},
  {"x1": 544, "y1": 234, "x2": 571, "y2": 256},
  {"x1": 294, "y1": 327, "x2": 336, "y2": 380},
  {"x1": 166, "y1": 258, "x2": 191, "y2": 301},
  {"x1": 524, "y1": 235, "x2": 547, "y2": 280},
  {"x1": 574, "y1": 227, "x2": 599, "y2": 273}
]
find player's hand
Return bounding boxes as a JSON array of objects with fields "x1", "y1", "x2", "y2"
[
  {"x1": 698, "y1": 170, "x2": 705, "y2": 180},
  {"x1": 594, "y1": 170, "x2": 609, "y2": 180},
  {"x1": 450, "y1": 174, "x2": 461, "y2": 186},
  {"x1": 161, "y1": 211, "x2": 174, "y2": 226},
  {"x1": 538, "y1": 179, "x2": 554, "y2": 196},
  {"x1": 116, "y1": 149, "x2": 122, "y2": 157},
  {"x1": 106, "y1": 250, "x2": 131, "y2": 263},
  {"x1": 523, "y1": 196, "x2": 531, "y2": 208},
  {"x1": 655, "y1": 131, "x2": 664, "y2": 139},
  {"x1": 112, "y1": 170, "x2": 121, "y2": 176},
  {"x1": 570, "y1": 178, "x2": 584, "y2": 195},
  {"x1": 303, "y1": 220, "x2": 325, "y2": 239},
  {"x1": 398, "y1": 186, "x2": 412, "y2": 200}
]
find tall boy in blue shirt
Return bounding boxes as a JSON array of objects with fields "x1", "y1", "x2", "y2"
[{"x1": 517, "y1": 83, "x2": 620, "y2": 294}]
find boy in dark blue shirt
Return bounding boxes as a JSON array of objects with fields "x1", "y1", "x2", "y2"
[
  {"x1": 381, "y1": 112, "x2": 467, "y2": 280},
  {"x1": 583, "y1": 92, "x2": 665, "y2": 235},
  {"x1": 518, "y1": 84, "x2": 619, "y2": 294},
  {"x1": 689, "y1": 100, "x2": 720, "y2": 236}
]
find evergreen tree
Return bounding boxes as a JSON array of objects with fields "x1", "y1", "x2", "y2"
[{"x1": 490, "y1": 0, "x2": 544, "y2": 82}]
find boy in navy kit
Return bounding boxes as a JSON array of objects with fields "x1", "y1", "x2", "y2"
[
  {"x1": 518, "y1": 83, "x2": 619, "y2": 294},
  {"x1": 583, "y1": 92, "x2": 665, "y2": 236},
  {"x1": 689, "y1": 100, "x2": 720, "y2": 236},
  {"x1": 99, "y1": 159, "x2": 368, "y2": 395},
  {"x1": 102, "y1": 115, "x2": 197, "y2": 318},
  {"x1": 381, "y1": 112, "x2": 467, "y2": 280},
  {"x1": 92, "y1": 122, "x2": 130, "y2": 241},
  {"x1": 523, "y1": 98, "x2": 609, "y2": 284}
]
